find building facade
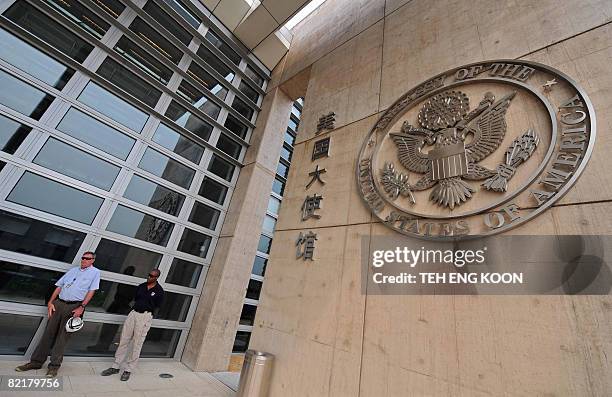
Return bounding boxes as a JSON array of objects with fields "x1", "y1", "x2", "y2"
[
  {"x1": 2, "y1": 0, "x2": 612, "y2": 394},
  {"x1": 0, "y1": 0, "x2": 269, "y2": 362},
  {"x1": 248, "y1": 0, "x2": 612, "y2": 396}
]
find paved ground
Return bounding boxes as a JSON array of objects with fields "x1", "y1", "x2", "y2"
[{"x1": 0, "y1": 360, "x2": 237, "y2": 397}]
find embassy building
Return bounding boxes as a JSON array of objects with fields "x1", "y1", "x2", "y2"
[{"x1": 1, "y1": 0, "x2": 612, "y2": 395}]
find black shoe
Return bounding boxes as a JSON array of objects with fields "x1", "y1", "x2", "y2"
[
  {"x1": 120, "y1": 371, "x2": 131, "y2": 381},
  {"x1": 101, "y1": 367, "x2": 120, "y2": 376},
  {"x1": 15, "y1": 363, "x2": 41, "y2": 372},
  {"x1": 46, "y1": 367, "x2": 59, "y2": 378}
]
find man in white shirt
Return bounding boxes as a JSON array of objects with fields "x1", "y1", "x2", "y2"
[{"x1": 15, "y1": 251, "x2": 100, "y2": 377}]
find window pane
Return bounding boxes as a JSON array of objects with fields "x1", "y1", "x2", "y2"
[
  {"x1": 86, "y1": 280, "x2": 191, "y2": 321},
  {"x1": 272, "y1": 177, "x2": 285, "y2": 196},
  {"x1": 86, "y1": 280, "x2": 136, "y2": 315},
  {"x1": 63, "y1": 323, "x2": 180, "y2": 358},
  {"x1": 238, "y1": 80, "x2": 259, "y2": 103},
  {"x1": 216, "y1": 134, "x2": 242, "y2": 159},
  {"x1": 165, "y1": 100, "x2": 213, "y2": 141},
  {"x1": 141, "y1": 328, "x2": 181, "y2": 357},
  {"x1": 196, "y1": 46, "x2": 234, "y2": 82},
  {"x1": 163, "y1": 0, "x2": 200, "y2": 28},
  {"x1": 208, "y1": 154, "x2": 234, "y2": 182},
  {"x1": 152, "y1": 123, "x2": 203, "y2": 164},
  {"x1": 239, "y1": 304, "x2": 256, "y2": 326},
  {"x1": 0, "y1": 209, "x2": 85, "y2": 262},
  {"x1": 204, "y1": 30, "x2": 240, "y2": 65},
  {"x1": 280, "y1": 145, "x2": 292, "y2": 163},
  {"x1": 176, "y1": 81, "x2": 221, "y2": 119},
  {"x1": 276, "y1": 161, "x2": 289, "y2": 179},
  {"x1": 224, "y1": 114, "x2": 248, "y2": 139},
  {"x1": 0, "y1": 261, "x2": 63, "y2": 306},
  {"x1": 166, "y1": 258, "x2": 202, "y2": 288},
  {"x1": 33, "y1": 138, "x2": 121, "y2": 190},
  {"x1": 96, "y1": 0, "x2": 126, "y2": 18},
  {"x1": 156, "y1": 291, "x2": 192, "y2": 321},
  {"x1": 97, "y1": 57, "x2": 161, "y2": 108},
  {"x1": 291, "y1": 105, "x2": 301, "y2": 118},
  {"x1": 45, "y1": 0, "x2": 109, "y2": 39},
  {"x1": 288, "y1": 117, "x2": 298, "y2": 132},
  {"x1": 106, "y1": 205, "x2": 174, "y2": 246},
  {"x1": 114, "y1": 36, "x2": 173, "y2": 85},
  {"x1": 124, "y1": 174, "x2": 185, "y2": 216},
  {"x1": 56, "y1": 108, "x2": 135, "y2": 160},
  {"x1": 232, "y1": 97, "x2": 254, "y2": 120},
  {"x1": 0, "y1": 313, "x2": 42, "y2": 355},
  {"x1": 143, "y1": 1, "x2": 191, "y2": 45},
  {"x1": 188, "y1": 201, "x2": 220, "y2": 229},
  {"x1": 246, "y1": 279, "x2": 262, "y2": 300},
  {"x1": 64, "y1": 321, "x2": 122, "y2": 356},
  {"x1": 4, "y1": 1, "x2": 93, "y2": 63},
  {"x1": 78, "y1": 82, "x2": 149, "y2": 132},
  {"x1": 129, "y1": 17, "x2": 182, "y2": 64},
  {"x1": 7, "y1": 172, "x2": 103, "y2": 224},
  {"x1": 257, "y1": 235, "x2": 272, "y2": 254},
  {"x1": 0, "y1": 70, "x2": 54, "y2": 120},
  {"x1": 198, "y1": 177, "x2": 228, "y2": 205},
  {"x1": 233, "y1": 331, "x2": 250, "y2": 353},
  {"x1": 139, "y1": 147, "x2": 195, "y2": 189},
  {"x1": 262, "y1": 215, "x2": 276, "y2": 234},
  {"x1": 94, "y1": 238, "x2": 162, "y2": 278},
  {"x1": 267, "y1": 196, "x2": 280, "y2": 215},
  {"x1": 177, "y1": 228, "x2": 211, "y2": 258},
  {"x1": 244, "y1": 65, "x2": 264, "y2": 87},
  {"x1": 284, "y1": 130, "x2": 295, "y2": 146},
  {"x1": 0, "y1": 28, "x2": 74, "y2": 89},
  {"x1": 186, "y1": 61, "x2": 227, "y2": 99},
  {"x1": 252, "y1": 256, "x2": 267, "y2": 277},
  {"x1": 0, "y1": 114, "x2": 31, "y2": 154}
]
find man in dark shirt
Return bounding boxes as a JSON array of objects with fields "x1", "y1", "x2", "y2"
[{"x1": 100, "y1": 269, "x2": 164, "y2": 381}]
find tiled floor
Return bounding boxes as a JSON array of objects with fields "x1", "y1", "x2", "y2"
[{"x1": 0, "y1": 360, "x2": 236, "y2": 397}]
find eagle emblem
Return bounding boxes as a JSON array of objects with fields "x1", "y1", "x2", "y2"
[{"x1": 389, "y1": 90, "x2": 538, "y2": 209}]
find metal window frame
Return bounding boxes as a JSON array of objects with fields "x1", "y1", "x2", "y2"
[{"x1": 0, "y1": 0, "x2": 271, "y2": 362}]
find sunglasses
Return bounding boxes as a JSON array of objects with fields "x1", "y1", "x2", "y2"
[{"x1": 81, "y1": 256, "x2": 95, "y2": 260}]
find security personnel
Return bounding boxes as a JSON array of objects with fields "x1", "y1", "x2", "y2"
[
  {"x1": 15, "y1": 251, "x2": 100, "y2": 377},
  {"x1": 101, "y1": 269, "x2": 164, "y2": 381}
]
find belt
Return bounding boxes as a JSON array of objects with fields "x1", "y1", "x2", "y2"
[{"x1": 58, "y1": 298, "x2": 81, "y2": 304}]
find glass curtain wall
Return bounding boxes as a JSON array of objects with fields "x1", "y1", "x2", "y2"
[
  {"x1": 0, "y1": 0, "x2": 268, "y2": 359},
  {"x1": 232, "y1": 99, "x2": 303, "y2": 353}
]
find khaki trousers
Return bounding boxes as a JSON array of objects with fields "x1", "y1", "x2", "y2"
[{"x1": 112, "y1": 310, "x2": 153, "y2": 372}]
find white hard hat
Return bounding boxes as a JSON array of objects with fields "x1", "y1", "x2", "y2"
[{"x1": 65, "y1": 317, "x2": 84, "y2": 333}]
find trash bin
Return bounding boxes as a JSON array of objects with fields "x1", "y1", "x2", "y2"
[{"x1": 237, "y1": 350, "x2": 274, "y2": 397}]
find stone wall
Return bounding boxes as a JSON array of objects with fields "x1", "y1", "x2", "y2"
[{"x1": 251, "y1": 0, "x2": 612, "y2": 395}]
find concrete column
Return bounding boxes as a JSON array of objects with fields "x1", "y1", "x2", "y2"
[{"x1": 182, "y1": 86, "x2": 293, "y2": 371}]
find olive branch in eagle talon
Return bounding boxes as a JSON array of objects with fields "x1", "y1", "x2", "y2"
[
  {"x1": 380, "y1": 162, "x2": 415, "y2": 203},
  {"x1": 388, "y1": 89, "x2": 524, "y2": 209}
]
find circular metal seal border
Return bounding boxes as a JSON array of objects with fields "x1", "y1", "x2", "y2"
[{"x1": 356, "y1": 59, "x2": 597, "y2": 239}]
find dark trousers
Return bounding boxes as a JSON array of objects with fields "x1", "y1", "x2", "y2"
[{"x1": 30, "y1": 300, "x2": 80, "y2": 369}]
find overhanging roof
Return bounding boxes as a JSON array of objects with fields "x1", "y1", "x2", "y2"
[{"x1": 198, "y1": 0, "x2": 311, "y2": 70}]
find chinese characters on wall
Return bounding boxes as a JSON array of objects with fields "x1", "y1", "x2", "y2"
[{"x1": 296, "y1": 119, "x2": 334, "y2": 261}]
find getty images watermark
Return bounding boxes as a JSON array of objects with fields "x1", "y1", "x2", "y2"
[
  {"x1": 362, "y1": 235, "x2": 612, "y2": 295},
  {"x1": 372, "y1": 245, "x2": 524, "y2": 285}
]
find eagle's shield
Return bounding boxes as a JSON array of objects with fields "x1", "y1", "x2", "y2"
[{"x1": 429, "y1": 142, "x2": 469, "y2": 181}]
